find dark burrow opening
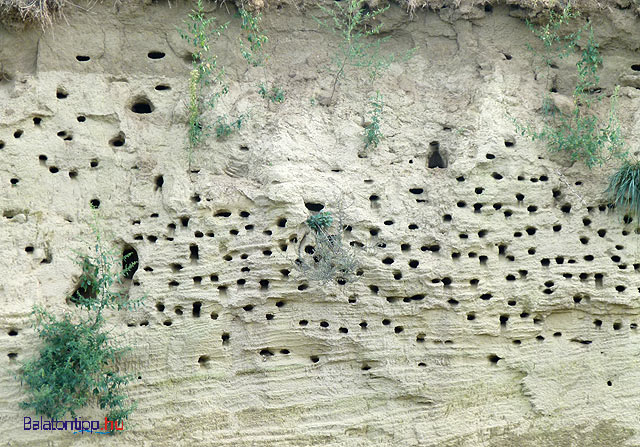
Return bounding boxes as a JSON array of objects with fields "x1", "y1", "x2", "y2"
[
  {"x1": 190, "y1": 244, "x2": 199, "y2": 262},
  {"x1": 109, "y1": 132, "x2": 126, "y2": 147},
  {"x1": 148, "y1": 51, "x2": 166, "y2": 59},
  {"x1": 305, "y1": 202, "x2": 324, "y2": 211},
  {"x1": 428, "y1": 141, "x2": 447, "y2": 168},
  {"x1": 198, "y1": 355, "x2": 210, "y2": 368},
  {"x1": 130, "y1": 96, "x2": 154, "y2": 114},
  {"x1": 193, "y1": 301, "x2": 202, "y2": 317},
  {"x1": 155, "y1": 175, "x2": 164, "y2": 191}
]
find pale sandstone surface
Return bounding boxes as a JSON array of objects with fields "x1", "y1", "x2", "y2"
[{"x1": 1, "y1": 1, "x2": 640, "y2": 445}]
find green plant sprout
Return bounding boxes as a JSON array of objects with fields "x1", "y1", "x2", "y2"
[
  {"x1": 259, "y1": 83, "x2": 285, "y2": 103},
  {"x1": 178, "y1": 0, "x2": 229, "y2": 166},
  {"x1": 19, "y1": 211, "x2": 144, "y2": 427},
  {"x1": 514, "y1": 4, "x2": 626, "y2": 169},
  {"x1": 363, "y1": 91, "x2": 384, "y2": 150},
  {"x1": 214, "y1": 113, "x2": 248, "y2": 139}
]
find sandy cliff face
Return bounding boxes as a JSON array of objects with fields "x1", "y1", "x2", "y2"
[{"x1": 1, "y1": 0, "x2": 640, "y2": 445}]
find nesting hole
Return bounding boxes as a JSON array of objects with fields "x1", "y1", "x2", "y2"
[
  {"x1": 193, "y1": 301, "x2": 202, "y2": 317},
  {"x1": 130, "y1": 96, "x2": 154, "y2": 114},
  {"x1": 148, "y1": 51, "x2": 166, "y2": 59},
  {"x1": 427, "y1": 141, "x2": 447, "y2": 168},
  {"x1": 198, "y1": 355, "x2": 210, "y2": 368},
  {"x1": 109, "y1": 132, "x2": 126, "y2": 147},
  {"x1": 305, "y1": 202, "x2": 324, "y2": 212}
]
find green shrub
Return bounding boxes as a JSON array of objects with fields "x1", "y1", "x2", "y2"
[
  {"x1": 258, "y1": 83, "x2": 285, "y2": 104},
  {"x1": 606, "y1": 159, "x2": 640, "y2": 219},
  {"x1": 515, "y1": 5, "x2": 626, "y2": 168},
  {"x1": 19, "y1": 214, "x2": 143, "y2": 427},
  {"x1": 214, "y1": 113, "x2": 248, "y2": 139},
  {"x1": 19, "y1": 309, "x2": 132, "y2": 423},
  {"x1": 186, "y1": 69, "x2": 204, "y2": 162},
  {"x1": 238, "y1": 7, "x2": 268, "y2": 68},
  {"x1": 363, "y1": 91, "x2": 384, "y2": 150},
  {"x1": 296, "y1": 209, "x2": 358, "y2": 285}
]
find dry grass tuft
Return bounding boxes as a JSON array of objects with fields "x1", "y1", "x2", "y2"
[
  {"x1": 0, "y1": 0, "x2": 65, "y2": 28},
  {"x1": 0, "y1": 0, "x2": 634, "y2": 32},
  {"x1": 401, "y1": 0, "x2": 624, "y2": 18}
]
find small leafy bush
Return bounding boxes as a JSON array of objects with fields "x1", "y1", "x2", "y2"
[
  {"x1": 19, "y1": 214, "x2": 143, "y2": 426},
  {"x1": 214, "y1": 113, "x2": 248, "y2": 139},
  {"x1": 296, "y1": 209, "x2": 358, "y2": 285},
  {"x1": 515, "y1": 5, "x2": 626, "y2": 168},
  {"x1": 259, "y1": 83, "x2": 285, "y2": 104},
  {"x1": 364, "y1": 91, "x2": 384, "y2": 150},
  {"x1": 606, "y1": 159, "x2": 640, "y2": 219}
]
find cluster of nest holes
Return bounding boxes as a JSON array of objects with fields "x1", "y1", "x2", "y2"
[
  {"x1": 133, "y1": 193, "x2": 636, "y2": 287},
  {"x1": 138, "y1": 300, "x2": 207, "y2": 328},
  {"x1": 129, "y1": 209, "x2": 301, "y2": 247},
  {"x1": 48, "y1": 49, "x2": 156, "y2": 71},
  {"x1": 74, "y1": 167, "x2": 633, "y2": 371}
]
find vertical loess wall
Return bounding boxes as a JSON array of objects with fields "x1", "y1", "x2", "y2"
[{"x1": 1, "y1": 0, "x2": 640, "y2": 445}]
